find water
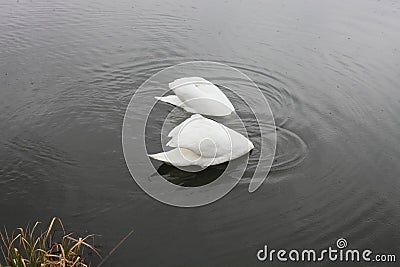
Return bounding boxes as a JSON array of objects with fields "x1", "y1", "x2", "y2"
[{"x1": 1, "y1": 0, "x2": 400, "y2": 266}]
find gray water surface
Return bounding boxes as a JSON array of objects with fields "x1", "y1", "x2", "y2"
[{"x1": 1, "y1": 0, "x2": 400, "y2": 266}]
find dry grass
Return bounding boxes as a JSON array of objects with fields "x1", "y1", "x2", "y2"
[{"x1": 0, "y1": 217, "x2": 100, "y2": 267}]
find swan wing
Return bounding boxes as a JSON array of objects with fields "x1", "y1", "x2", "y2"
[
  {"x1": 169, "y1": 77, "x2": 208, "y2": 89},
  {"x1": 167, "y1": 115, "x2": 232, "y2": 158},
  {"x1": 150, "y1": 115, "x2": 254, "y2": 166},
  {"x1": 148, "y1": 148, "x2": 201, "y2": 166},
  {"x1": 168, "y1": 77, "x2": 235, "y2": 116},
  {"x1": 167, "y1": 114, "x2": 253, "y2": 160}
]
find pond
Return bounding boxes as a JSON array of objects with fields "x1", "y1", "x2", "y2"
[{"x1": 0, "y1": 0, "x2": 399, "y2": 266}]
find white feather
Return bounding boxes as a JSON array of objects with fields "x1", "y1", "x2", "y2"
[
  {"x1": 156, "y1": 77, "x2": 235, "y2": 116},
  {"x1": 148, "y1": 114, "x2": 254, "y2": 167}
]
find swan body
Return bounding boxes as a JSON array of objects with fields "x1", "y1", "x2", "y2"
[
  {"x1": 155, "y1": 77, "x2": 235, "y2": 116},
  {"x1": 149, "y1": 114, "x2": 254, "y2": 167}
]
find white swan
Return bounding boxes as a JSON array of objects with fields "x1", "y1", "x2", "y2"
[
  {"x1": 149, "y1": 114, "x2": 254, "y2": 167},
  {"x1": 155, "y1": 77, "x2": 235, "y2": 116}
]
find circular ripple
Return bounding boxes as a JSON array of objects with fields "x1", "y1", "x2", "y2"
[
  {"x1": 218, "y1": 61, "x2": 296, "y2": 127},
  {"x1": 271, "y1": 127, "x2": 308, "y2": 171}
]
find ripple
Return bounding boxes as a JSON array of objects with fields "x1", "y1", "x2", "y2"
[
  {"x1": 0, "y1": 134, "x2": 77, "y2": 201},
  {"x1": 219, "y1": 61, "x2": 297, "y2": 127},
  {"x1": 272, "y1": 127, "x2": 308, "y2": 171}
]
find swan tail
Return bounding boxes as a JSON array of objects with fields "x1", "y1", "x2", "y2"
[
  {"x1": 155, "y1": 95, "x2": 183, "y2": 107},
  {"x1": 148, "y1": 148, "x2": 200, "y2": 166}
]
